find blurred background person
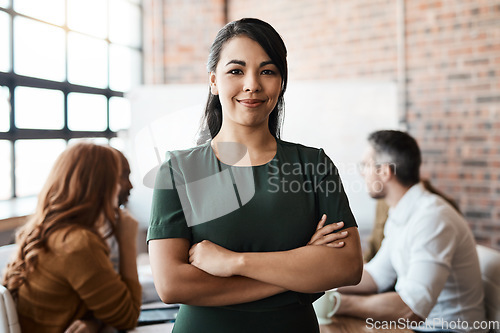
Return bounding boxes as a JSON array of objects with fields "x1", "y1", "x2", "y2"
[
  {"x1": 336, "y1": 130, "x2": 486, "y2": 332},
  {"x1": 116, "y1": 148, "x2": 133, "y2": 208},
  {"x1": 2, "y1": 142, "x2": 141, "y2": 333},
  {"x1": 107, "y1": 148, "x2": 137, "y2": 272},
  {"x1": 363, "y1": 180, "x2": 461, "y2": 262}
]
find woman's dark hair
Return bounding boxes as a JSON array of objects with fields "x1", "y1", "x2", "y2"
[
  {"x1": 197, "y1": 18, "x2": 288, "y2": 144},
  {"x1": 368, "y1": 130, "x2": 421, "y2": 187}
]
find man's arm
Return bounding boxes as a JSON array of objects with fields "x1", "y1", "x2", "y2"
[
  {"x1": 336, "y1": 269, "x2": 420, "y2": 321},
  {"x1": 336, "y1": 291, "x2": 423, "y2": 322},
  {"x1": 336, "y1": 212, "x2": 459, "y2": 323}
]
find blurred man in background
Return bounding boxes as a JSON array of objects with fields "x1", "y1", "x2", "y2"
[{"x1": 336, "y1": 130, "x2": 486, "y2": 333}]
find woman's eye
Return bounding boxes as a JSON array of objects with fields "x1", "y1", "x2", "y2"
[
  {"x1": 228, "y1": 69, "x2": 243, "y2": 75},
  {"x1": 261, "y1": 70, "x2": 275, "y2": 75}
]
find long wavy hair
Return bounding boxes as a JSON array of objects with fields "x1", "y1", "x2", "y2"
[
  {"x1": 3, "y1": 142, "x2": 121, "y2": 299},
  {"x1": 197, "y1": 18, "x2": 288, "y2": 144}
]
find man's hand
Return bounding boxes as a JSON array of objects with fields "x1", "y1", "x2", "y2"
[{"x1": 308, "y1": 214, "x2": 348, "y2": 247}]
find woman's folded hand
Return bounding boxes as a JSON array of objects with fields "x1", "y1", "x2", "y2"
[
  {"x1": 188, "y1": 214, "x2": 348, "y2": 278},
  {"x1": 307, "y1": 214, "x2": 348, "y2": 248},
  {"x1": 189, "y1": 240, "x2": 240, "y2": 277}
]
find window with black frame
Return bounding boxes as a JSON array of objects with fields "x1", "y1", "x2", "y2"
[{"x1": 0, "y1": 0, "x2": 142, "y2": 201}]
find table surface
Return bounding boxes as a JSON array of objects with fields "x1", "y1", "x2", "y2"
[
  {"x1": 129, "y1": 315, "x2": 414, "y2": 333},
  {"x1": 320, "y1": 316, "x2": 414, "y2": 333}
]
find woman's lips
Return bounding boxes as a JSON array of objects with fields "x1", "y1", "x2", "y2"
[{"x1": 238, "y1": 99, "x2": 264, "y2": 108}]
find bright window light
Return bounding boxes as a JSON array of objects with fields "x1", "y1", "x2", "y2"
[
  {"x1": 0, "y1": 86, "x2": 9, "y2": 132},
  {"x1": 68, "y1": 0, "x2": 107, "y2": 39},
  {"x1": 14, "y1": 16, "x2": 66, "y2": 81},
  {"x1": 0, "y1": 140, "x2": 11, "y2": 200},
  {"x1": 109, "y1": 96, "x2": 131, "y2": 131},
  {"x1": 2, "y1": 0, "x2": 142, "y2": 200},
  {"x1": 68, "y1": 92, "x2": 107, "y2": 131},
  {"x1": 109, "y1": 44, "x2": 142, "y2": 92},
  {"x1": 14, "y1": 0, "x2": 65, "y2": 26},
  {"x1": 15, "y1": 86, "x2": 64, "y2": 130},
  {"x1": 0, "y1": 12, "x2": 10, "y2": 72},
  {"x1": 109, "y1": 137, "x2": 126, "y2": 151},
  {"x1": 68, "y1": 137, "x2": 109, "y2": 145},
  {"x1": 15, "y1": 139, "x2": 66, "y2": 197},
  {"x1": 109, "y1": 0, "x2": 141, "y2": 48},
  {"x1": 0, "y1": 0, "x2": 10, "y2": 8},
  {"x1": 68, "y1": 32, "x2": 108, "y2": 88}
]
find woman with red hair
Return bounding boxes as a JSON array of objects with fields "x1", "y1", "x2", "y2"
[{"x1": 3, "y1": 142, "x2": 141, "y2": 332}]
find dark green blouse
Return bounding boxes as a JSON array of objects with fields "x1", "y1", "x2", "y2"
[{"x1": 147, "y1": 139, "x2": 357, "y2": 331}]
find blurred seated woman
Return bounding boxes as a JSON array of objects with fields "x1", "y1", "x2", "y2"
[{"x1": 3, "y1": 142, "x2": 141, "y2": 332}]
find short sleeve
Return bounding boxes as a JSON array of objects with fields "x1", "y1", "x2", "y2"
[
  {"x1": 147, "y1": 153, "x2": 192, "y2": 242},
  {"x1": 316, "y1": 149, "x2": 357, "y2": 230}
]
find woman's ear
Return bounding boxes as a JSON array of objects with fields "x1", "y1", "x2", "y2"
[{"x1": 209, "y1": 72, "x2": 218, "y2": 95}]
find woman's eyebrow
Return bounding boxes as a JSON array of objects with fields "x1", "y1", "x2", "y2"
[
  {"x1": 225, "y1": 59, "x2": 246, "y2": 66},
  {"x1": 225, "y1": 59, "x2": 275, "y2": 67},
  {"x1": 260, "y1": 60, "x2": 274, "y2": 67}
]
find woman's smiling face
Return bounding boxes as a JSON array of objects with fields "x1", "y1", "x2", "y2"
[{"x1": 209, "y1": 36, "x2": 282, "y2": 131}]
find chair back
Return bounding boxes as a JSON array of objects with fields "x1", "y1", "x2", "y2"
[
  {"x1": 0, "y1": 285, "x2": 21, "y2": 333},
  {"x1": 476, "y1": 245, "x2": 500, "y2": 333}
]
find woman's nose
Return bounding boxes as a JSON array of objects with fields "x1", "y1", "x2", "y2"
[{"x1": 243, "y1": 74, "x2": 261, "y2": 92}]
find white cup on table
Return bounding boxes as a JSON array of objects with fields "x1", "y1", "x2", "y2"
[{"x1": 312, "y1": 289, "x2": 342, "y2": 325}]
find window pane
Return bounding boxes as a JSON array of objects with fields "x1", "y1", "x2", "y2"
[
  {"x1": 0, "y1": 12, "x2": 10, "y2": 72},
  {"x1": 14, "y1": 17, "x2": 65, "y2": 81},
  {"x1": 15, "y1": 86, "x2": 64, "y2": 129},
  {"x1": 0, "y1": 0, "x2": 10, "y2": 8},
  {"x1": 109, "y1": 97, "x2": 131, "y2": 131},
  {"x1": 68, "y1": 137, "x2": 109, "y2": 145},
  {"x1": 68, "y1": 0, "x2": 107, "y2": 39},
  {"x1": 68, "y1": 32, "x2": 108, "y2": 88},
  {"x1": 109, "y1": 45, "x2": 141, "y2": 92},
  {"x1": 15, "y1": 139, "x2": 66, "y2": 197},
  {"x1": 109, "y1": 0, "x2": 141, "y2": 48},
  {"x1": 0, "y1": 86, "x2": 9, "y2": 132},
  {"x1": 0, "y1": 140, "x2": 11, "y2": 200},
  {"x1": 68, "y1": 93, "x2": 107, "y2": 131},
  {"x1": 14, "y1": 0, "x2": 65, "y2": 25},
  {"x1": 109, "y1": 137, "x2": 125, "y2": 151}
]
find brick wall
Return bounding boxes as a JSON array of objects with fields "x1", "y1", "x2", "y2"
[
  {"x1": 228, "y1": 0, "x2": 399, "y2": 81},
  {"x1": 143, "y1": 0, "x2": 500, "y2": 249},
  {"x1": 404, "y1": 0, "x2": 500, "y2": 248},
  {"x1": 143, "y1": 0, "x2": 226, "y2": 84}
]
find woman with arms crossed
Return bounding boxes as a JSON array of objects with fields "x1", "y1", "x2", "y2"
[
  {"x1": 3, "y1": 143, "x2": 141, "y2": 332},
  {"x1": 148, "y1": 18, "x2": 362, "y2": 332}
]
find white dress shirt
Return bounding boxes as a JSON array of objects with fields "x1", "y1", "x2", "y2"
[{"x1": 365, "y1": 183, "x2": 487, "y2": 332}]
